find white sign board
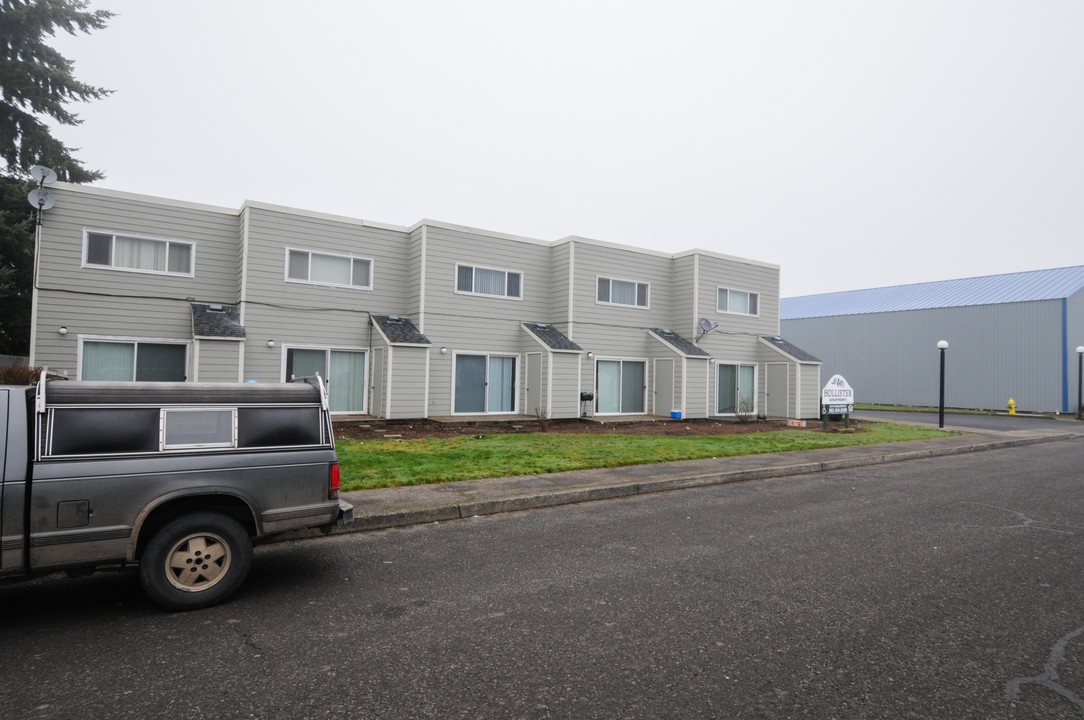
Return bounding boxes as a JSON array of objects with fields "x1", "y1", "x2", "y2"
[{"x1": 821, "y1": 374, "x2": 855, "y2": 413}]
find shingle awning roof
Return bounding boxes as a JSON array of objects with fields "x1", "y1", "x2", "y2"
[
  {"x1": 649, "y1": 328, "x2": 710, "y2": 357},
  {"x1": 760, "y1": 335, "x2": 820, "y2": 363},
  {"x1": 191, "y1": 302, "x2": 245, "y2": 339},
  {"x1": 522, "y1": 322, "x2": 583, "y2": 352},
  {"x1": 371, "y1": 315, "x2": 431, "y2": 345}
]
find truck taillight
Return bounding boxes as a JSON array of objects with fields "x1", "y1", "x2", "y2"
[{"x1": 329, "y1": 462, "x2": 341, "y2": 499}]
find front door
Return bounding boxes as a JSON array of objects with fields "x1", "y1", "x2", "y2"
[
  {"x1": 526, "y1": 352, "x2": 542, "y2": 417},
  {"x1": 766, "y1": 363, "x2": 788, "y2": 418},
  {"x1": 654, "y1": 359, "x2": 674, "y2": 417}
]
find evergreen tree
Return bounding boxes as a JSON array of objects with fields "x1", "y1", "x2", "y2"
[
  {"x1": 0, "y1": 0, "x2": 113, "y2": 182},
  {"x1": 0, "y1": 1, "x2": 112, "y2": 355},
  {"x1": 0, "y1": 175, "x2": 35, "y2": 355}
]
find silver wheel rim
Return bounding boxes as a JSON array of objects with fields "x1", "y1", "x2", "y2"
[{"x1": 164, "y1": 531, "x2": 232, "y2": 593}]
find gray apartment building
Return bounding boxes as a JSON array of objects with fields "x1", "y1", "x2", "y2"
[{"x1": 30, "y1": 184, "x2": 821, "y2": 421}]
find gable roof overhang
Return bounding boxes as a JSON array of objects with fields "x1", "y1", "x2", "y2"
[
  {"x1": 370, "y1": 315, "x2": 432, "y2": 347},
  {"x1": 191, "y1": 302, "x2": 246, "y2": 340},
  {"x1": 759, "y1": 335, "x2": 821, "y2": 363},
  {"x1": 648, "y1": 328, "x2": 711, "y2": 358},
  {"x1": 521, "y1": 322, "x2": 583, "y2": 353}
]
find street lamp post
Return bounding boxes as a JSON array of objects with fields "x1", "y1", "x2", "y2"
[
  {"x1": 937, "y1": 340, "x2": 948, "y2": 429},
  {"x1": 1077, "y1": 346, "x2": 1084, "y2": 421}
]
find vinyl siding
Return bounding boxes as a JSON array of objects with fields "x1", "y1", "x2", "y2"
[
  {"x1": 683, "y1": 358, "x2": 711, "y2": 418},
  {"x1": 34, "y1": 186, "x2": 238, "y2": 370},
  {"x1": 33, "y1": 185, "x2": 805, "y2": 421},
  {"x1": 195, "y1": 340, "x2": 242, "y2": 382},
  {"x1": 387, "y1": 346, "x2": 428, "y2": 419},
  {"x1": 571, "y1": 240, "x2": 672, "y2": 346},
  {"x1": 550, "y1": 353, "x2": 582, "y2": 418}
]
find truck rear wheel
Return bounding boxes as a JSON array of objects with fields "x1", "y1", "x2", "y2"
[{"x1": 140, "y1": 512, "x2": 253, "y2": 611}]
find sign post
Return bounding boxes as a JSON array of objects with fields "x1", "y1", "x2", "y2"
[{"x1": 821, "y1": 374, "x2": 855, "y2": 429}]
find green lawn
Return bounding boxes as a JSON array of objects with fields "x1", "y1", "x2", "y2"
[{"x1": 337, "y1": 422, "x2": 951, "y2": 491}]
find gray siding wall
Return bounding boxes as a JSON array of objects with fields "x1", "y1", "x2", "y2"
[
  {"x1": 550, "y1": 352, "x2": 583, "y2": 418},
  {"x1": 798, "y1": 363, "x2": 820, "y2": 418},
  {"x1": 420, "y1": 226, "x2": 552, "y2": 416},
  {"x1": 683, "y1": 358, "x2": 711, "y2": 418},
  {"x1": 782, "y1": 301, "x2": 1065, "y2": 411},
  {"x1": 34, "y1": 186, "x2": 802, "y2": 421},
  {"x1": 550, "y1": 242, "x2": 573, "y2": 329},
  {"x1": 387, "y1": 346, "x2": 428, "y2": 419},
  {"x1": 670, "y1": 254, "x2": 697, "y2": 338},
  {"x1": 34, "y1": 186, "x2": 238, "y2": 378},
  {"x1": 239, "y1": 205, "x2": 414, "y2": 382},
  {"x1": 195, "y1": 340, "x2": 242, "y2": 382}
]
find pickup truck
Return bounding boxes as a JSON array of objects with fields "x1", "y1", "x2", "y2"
[{"x1": 0, "y1": 373, "x2": 353, "y2": 610}]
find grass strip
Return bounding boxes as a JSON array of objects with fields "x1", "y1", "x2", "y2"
[{"x1": 337, "y1": 422, "x2": 951, "y2": 491}]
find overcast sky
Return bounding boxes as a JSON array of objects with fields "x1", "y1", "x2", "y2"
[{"x1": 45, "y1": 0, "x2": 1084, "y2": 298}]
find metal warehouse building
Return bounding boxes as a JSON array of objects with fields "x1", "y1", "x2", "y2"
[{"x1": 780, "y1": 266, "x2": 1084, "y2": 413}]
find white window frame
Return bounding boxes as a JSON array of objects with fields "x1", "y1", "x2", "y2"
[
  {"x1": 454, "y1": 263, "x2": 523, "y2": 300},
  {"x1": 77, "y1": 335, "x2": 191, "y2": 382},
  {"x1": 280, "y1": 344, "x2": 368, "y2": 415},
  {"x1": 450, "y1": 351, "x2": 520, "y2": 415},
  {"x1": 593, "y1": 357, "x2": 649, "y2": 415},
  {"x1": 285, "y1": 247, "x2": 374, "y2": 290},
  {"x1": 715, "y1": 362, "x2": 758, "y2": 416},
  {"x1": 82, "y1": 229, "x2": 195, "y2": 278},
  {"x1": 717, "y1": 287, "x2": 760, "y2": 317},
  {"x1": 596, "y1": 276, "x2": 650, "y2": 309}
]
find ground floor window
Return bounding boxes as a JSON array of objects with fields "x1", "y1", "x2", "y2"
[
  {"x1": 81, "y1": 339, "x2": 188, "y2": 381},
  {"x1": 717, "y1": 363, "x2": 756, "y2": 415},
  {"x1": 596, "y1": 359, "x2": 645, "y2": 414},
  {"x1": 454, "y1": 354, "x2": 517, "y2": 413},
  {"x1": 286, "y1": 347, "x2": 366, "y2": 413}
]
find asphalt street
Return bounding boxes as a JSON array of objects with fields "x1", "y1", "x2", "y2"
[{"x1": 1, "y1": 438, "x2": 1082, "y2": 719}]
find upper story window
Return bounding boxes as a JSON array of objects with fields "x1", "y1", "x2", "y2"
[
  {"x1": 597, "y1": 277, "x2": 648, "y2": 308},
  {"x1": 84, "y1": 230, "x2": 193, "y2": 277},
  {"x1": 718, "y1": 287, "x2": 759, "y2": 316},
  {"x1": 456, "y1": 264, "x2": 522, "y2": 299},
  {"x1": 286, "y1": 248, "x2": 373, "y2": 289}
]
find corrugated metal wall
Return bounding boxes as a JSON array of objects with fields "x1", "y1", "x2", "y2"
[{"x1": 781, "y1": 300, "x2": 1066, "y2": 412}]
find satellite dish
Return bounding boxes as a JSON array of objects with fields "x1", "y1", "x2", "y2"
[
  {"x1": 29, "y1": 165, "x2": 57, "y2": 184},
  {"x1": 28, "y1": 188, "x2": 55, "y2": 211},
  {"x1": 695, "y1": 317, "x2": 719, "y2": 345}
]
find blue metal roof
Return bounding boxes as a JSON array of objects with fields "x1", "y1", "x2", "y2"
[{"x1": 782, "y1": 266, "x2": 1084, "y2": 319}]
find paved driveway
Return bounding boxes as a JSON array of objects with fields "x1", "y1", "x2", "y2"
[{"x1": 853, "y1": 409, "x2": 1084, "y2": 434}]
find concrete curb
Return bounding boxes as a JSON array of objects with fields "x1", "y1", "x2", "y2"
[{"x1": 323, "y1": 430, "x2": 1075, "y2": 537}]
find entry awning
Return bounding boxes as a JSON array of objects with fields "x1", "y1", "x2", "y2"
[
  {"x1": 648, "y1": 328, "x2": 710, "y2": 358},
  {"x1": 191, "y1": 302, "x2": 245, "y2": 340},
  {"x1": 759, "y1": 335, "x2": 821, "y2": 363},
  {"x1": 521, "y1": 322, "x2": 583, "y2": 352},
  {"x1": 371, "y1": 315, "x2": 431, "y2": 346}
]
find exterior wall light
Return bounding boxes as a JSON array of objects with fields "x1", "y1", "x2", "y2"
[
  {"x1": 440, "y1": 347, "x2": 448, "y2": 354},
  {"x1": 267, "y1": 340, "x2": 275, "y2": 348},
  {"x1": 586, "y1": 352, "x2": 594, "y2": 359},
  {"x1": 58, "y1": 326, "x2": 68, "y2": 335}
]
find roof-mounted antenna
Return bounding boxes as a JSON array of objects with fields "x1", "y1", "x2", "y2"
[{"x1": 695, "y1": 317, "x2": 719, "y2": 345}]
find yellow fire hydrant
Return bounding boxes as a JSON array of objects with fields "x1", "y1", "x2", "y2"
[{"x1": 1007, "y1": 398, "x2": 1016, "y2": 415}]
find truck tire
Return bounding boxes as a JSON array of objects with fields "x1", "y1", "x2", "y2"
[{"x1": 140, "y1": 512, "x2": 253, "y2": 611}]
